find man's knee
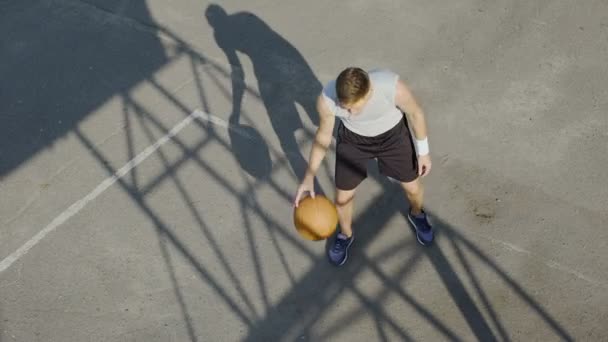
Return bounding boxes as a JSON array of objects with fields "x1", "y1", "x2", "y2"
[
  {"x1": 401, "y1": 178, "x2": 422, "y2": 196},
  {"x1": 335, "y1": 188, "x2": 356, "y2": 207}
]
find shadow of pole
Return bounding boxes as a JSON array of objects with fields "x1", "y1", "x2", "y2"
[
  {"x1": 244, "y1": 181, "x2": 463, "y2": 341},
  {"x1": 70, "y1": 48, "x2": 318, "y2": 339},
  {"x1": 449, "y1": 229, "x2": 510, "y2": 341},
  {"x1": 421, "y1": 234, "x2": 498, "y2": 341},
  {"x1": 60, "y1": 16, "x2": 574, "y2": 341},
  {"x1": 242, "y1": 167, "x2": 573, "y2": 341},
  {"x1": 437, "y1": 220, "x2": 574, "y2": 341}
]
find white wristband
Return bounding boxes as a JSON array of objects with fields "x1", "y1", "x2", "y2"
[{"x1": 415, "y1": 137, "x2": 429, "y2": 156}]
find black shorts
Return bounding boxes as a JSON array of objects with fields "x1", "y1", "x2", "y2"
[{"x1": 335, "y1": 117, "x2": 418, "y2": 190}]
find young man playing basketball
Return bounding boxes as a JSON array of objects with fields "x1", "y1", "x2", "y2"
[{"x1": 293, "y1": 67, "x2": 433, "y2": 266}]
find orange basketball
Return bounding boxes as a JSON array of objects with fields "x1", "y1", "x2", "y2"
[{"x1": 293, "y1": 195, "x2": 338, "y2": 241}]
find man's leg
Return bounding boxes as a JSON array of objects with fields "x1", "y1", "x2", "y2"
[
  {"x1": 400, "y1": 177, "x2": 424, "y2": 215},
  {"x1": 330, "y1": 123, "x2": 368, "y2": 265},
  {"x1": 400, "y1": 177, "x2": 433, "y2": 245},
  {"x1": 328, "y1": 186, "x2": 357, "y2": 266},
  {"x1": 375, "y1": 119, "x2": 433, "y2": 245},
  {"x1": 335, "y1": 187, "x2": 357, "y2": 237}
]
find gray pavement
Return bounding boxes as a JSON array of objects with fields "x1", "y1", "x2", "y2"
[{"x1": 1, "y1": 0, "x2": 607, "y2": 341}]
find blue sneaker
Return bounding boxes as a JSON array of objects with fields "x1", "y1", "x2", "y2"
[
  {"x1": 407, "y1": 210, "x2": 434, "y2": 246},
  {"x1": 328, "y1": 233, "x2": 354, "y2": 266}
]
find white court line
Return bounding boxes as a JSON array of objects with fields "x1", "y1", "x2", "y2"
[{"x1": 0, "y1": 109, "x2": 220, "y2": 274}]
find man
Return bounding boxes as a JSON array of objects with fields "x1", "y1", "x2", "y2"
[{"x1": 293, "y1": 67, "x2": 433, "y2": 266}]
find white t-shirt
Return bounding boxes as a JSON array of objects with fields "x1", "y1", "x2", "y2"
[{"x1": 322, "y1": 69, "x2": 403, "y2": 137}]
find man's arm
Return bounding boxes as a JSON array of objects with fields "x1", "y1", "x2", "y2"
[
  {"x1": 395, "y1": 78, "x2": 432, "y2": 176},
  {"x1": 304, "y1": 95, "x2": 336, "y2": 179},
  {"x1": 215, "y1": 34, "x2": 245, "y2": 119},
  {"x1": 395, "y1": 79, "x2": 428, "y2": 141},
  {"x1": 227, "y1": 50, "x2": 245, "y2": 118},
  {"x1": 294, "y1": 94, "x2": 335, "y2": 205}
]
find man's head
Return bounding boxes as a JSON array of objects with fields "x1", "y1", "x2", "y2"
[
  {"x1": 336, "y1": 67, "x2": 371, "y2": 114},
  {"x1": 205, "y1": 4, "x2": 228, "y2": 28}
]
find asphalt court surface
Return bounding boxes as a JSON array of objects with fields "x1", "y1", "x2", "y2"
[{"x1": 1, "y1": 0, "x2": 607, "y2": 341}]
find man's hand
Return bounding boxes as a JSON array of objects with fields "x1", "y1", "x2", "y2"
[
  {"x1": 294, "y1": 176, "x2": 315, "y2": 207},
  {"x1": 418, "y1": 155, "x2": 432, "y2": 177}
]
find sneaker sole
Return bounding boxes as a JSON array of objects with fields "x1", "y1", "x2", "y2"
[{"x1": 407, "y1": 215, "x2": 431, "y2": 246}]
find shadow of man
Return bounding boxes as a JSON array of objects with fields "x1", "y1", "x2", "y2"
[{"x1": 205, "y1": 4, "x2": 322, "y2": 182}]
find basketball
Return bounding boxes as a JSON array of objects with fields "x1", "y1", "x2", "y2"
[{"x1": 293, "y1": 195, "x2": 338, "y2": 241}]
